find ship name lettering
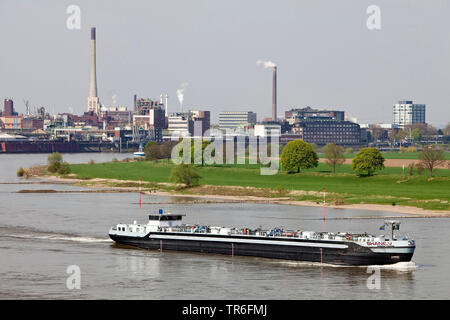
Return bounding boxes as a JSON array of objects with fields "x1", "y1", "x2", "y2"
[{"x1": 367, "y1": 241, "x2": 392, "y2": 246}]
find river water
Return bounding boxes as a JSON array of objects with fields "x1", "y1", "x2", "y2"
[{"x1": 0, "y1": 153, "x2": 449, "y2": 299}]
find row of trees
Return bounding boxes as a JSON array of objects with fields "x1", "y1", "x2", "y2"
[
  {"x1": 280, "y1": 140, "x2": 446, "y2": 177},
  {"x1": 280, "y1": 140, "x2": 385, "y2": 176},
  {"x1": 385, "y1": 123, "x2": 449, "y2": 144}
]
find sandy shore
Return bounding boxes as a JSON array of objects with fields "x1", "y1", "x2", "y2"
[{"x1": 31, "y1": 175, "x2": 450, "y2": 217}]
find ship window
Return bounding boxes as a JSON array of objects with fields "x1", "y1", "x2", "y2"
[{"x1": 160, "y1": 215, "x2": 182, "y2": 221}]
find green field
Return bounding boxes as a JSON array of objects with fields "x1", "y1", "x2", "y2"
[{"x1": 68, "y1": 160, "x2": 450, "y2": 211}]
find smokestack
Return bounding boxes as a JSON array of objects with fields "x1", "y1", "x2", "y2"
[
  {"x1": 272, "y1": 66, "x2": 277, "y2": 121},
  {"x1": 133, "y1": 94, "x2": 137, "y2": 113},
  {"x1": 87, "y1": 27, "x2": 100, "y2": 114},
  {"x1": 89, "y1": 27, "x2": 97, "y2": 97},
  {"x1": 165, "y1": 94, "x2": 169, "y2": 117}
]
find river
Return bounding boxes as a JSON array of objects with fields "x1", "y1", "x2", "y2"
[{"x1": 0, "y1": 153, "x2": 449, "y2": 299}]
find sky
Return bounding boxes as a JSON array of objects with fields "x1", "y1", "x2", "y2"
[{"x1": 1, "y1": 0, "x2": 450, "y2": 127}]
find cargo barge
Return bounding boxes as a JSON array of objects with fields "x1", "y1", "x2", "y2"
[
  {"x1": 109, "y1": 210, "x2": 415, "y2": 266},
  {"x1": 0, "y1": 140, "x2": 81, "y2": 153}
]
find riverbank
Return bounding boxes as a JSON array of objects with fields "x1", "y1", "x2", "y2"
[{"x1": 36, "y1": 174, "x2": 450, "y2": 217}]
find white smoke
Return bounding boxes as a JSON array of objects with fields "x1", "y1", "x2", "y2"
[
  {"x1": 112, "y1": 93, "x2": 117, "y2": 107},
  {"x1": 256, "y1": 59, "x2": 276, "y2": 68},
  {"x1": 176, "y1": 82, "x2": 189, "y2": 110}
]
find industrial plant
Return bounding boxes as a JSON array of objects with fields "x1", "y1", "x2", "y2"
[{"x1": 0, "y1": 27, "x2": 446, "y2": 154}]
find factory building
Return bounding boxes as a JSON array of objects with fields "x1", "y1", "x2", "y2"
[
  {"x1": 285, "y1": 107, "x2": 345, "y2": 124},
  {"x1": 291, "y1": 120, "x2": 361, "y2": 145},
  {"x1": 219, "y1": 111, "x2": 257, "y2": 130},
  {"x1": 254, "y1": 124, "x2": 281, "y2": 137},
  {"x1": 168, "y1": 113, "x2": 193, "y2": 137},
  {"x1": 166, "y1": 110, "x2": 211, "y2": 138},
  {"x1": 191, "y1": 110, "x2": 210, "y2": 135}
]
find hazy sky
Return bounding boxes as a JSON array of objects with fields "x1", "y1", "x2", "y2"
[{"x1": 1, "y1": 0, "x2": 450, "y2": 127}]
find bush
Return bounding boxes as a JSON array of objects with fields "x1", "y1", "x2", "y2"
[
  {"x1": 57, "y1": 162, "x2": 71, "y2": 175},
  {"x1": 88, "y1": 159, "x2": 95, "y2": 165},
  {"x1": 408, "y1": 163, "x2": 415, "y2": 176},
  {"x1": 145, "y1": 142, "x2": 161, "y2": 161},
  {"x1": 17, "y1": 167, "x2": 25, "y2": 177},
  {"x1": 406, "y1": 146, "x2": 417, "y2": 153},
  {"x1": 47, "y1": 152, "x2": 62, "y2": 165},
  {"x1": 48, "y1": 162, "x2": 61, "y2": 173},
  {"x1": 47, "y1": 152, "x2": 64, "y2": 173},
  {"x1": 170, "y1": 164, "x2": 201, "y2": 187},
  {"x1": 345, "y1": 147, "x2": 354, "y2": 154}
]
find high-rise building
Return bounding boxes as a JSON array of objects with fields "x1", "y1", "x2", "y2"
[
  {"x1": 218, "y1": 111, "x2": 257, "y2": 130},
  {"x1": 87, "y1": 27, "x2": 100, "y2": 114},
  {"x1": 191, "y1": 110, "x2": 210, "y2": 134},
  {"x1": 392, "y1": 100, "x2": 426, "y2": 128},
  {"x1": 168, "y1": 113, "x2": 193, "y2": 137},
  {"x1": 3, "y1": 99, "x2": 15, "y2": 116}
]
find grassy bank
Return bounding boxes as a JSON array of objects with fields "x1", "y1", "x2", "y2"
[{"x1": 68, "y1": 161, "x2": 450, "y2": 211}]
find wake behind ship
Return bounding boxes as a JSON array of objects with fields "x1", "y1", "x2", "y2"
[{"x1": 109, "y1": 210, "x2": 415, "y2": 266}]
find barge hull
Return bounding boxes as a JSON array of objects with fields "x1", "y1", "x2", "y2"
[{"x1": 109, "y1": 234, "x2": 413, "y2": 266}]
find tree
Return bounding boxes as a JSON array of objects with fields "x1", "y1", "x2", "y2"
[
  {"x1": 411, "y1": 128, "x2": 422, "y2": 142},
  {"x1": 369, "y1": 125, "x2": 385, "y2": 143},
  {"x1": 345, "y1": 147, "x2": 354, "y2": 155},
  {"x1": 419, "y1": 146, "x2": 446, "y2": 177},
  {"x1": 280, "y1": 140, "x2": 318, "y2": 173},
  {"x1": 146, "y1": 144, "x2": 161, "y2": 161},
  {"x1": 48, "y1": 152, "x2": 62, "y2": 165},
  {"x1": 170, "y1": 164, "x2": 201, "y2": 187},
  {"x1": 144, "y1": 141, "x2": 159, "y2": 160},
  {"x1": 443, "y1": 122, "x2": 450, "y2": 136},
  {"x1": 323, "y1": 143, "x2": 345, "y2": 173},
  {"x1": 47, "y1": 152, "x2": 63, "y2": 173},
  {"x1": 352, "y1": 147, "x2": 385, "y2": 176},
  {"x1": 395, "y1": 130, "x2": 408, "y2": 141},
  {"x1": 309, "y1": 143, "x2": 319, "y2": 152},
  {"x1": 160, "y1": 141, "x2": 178, "y2": 162}
]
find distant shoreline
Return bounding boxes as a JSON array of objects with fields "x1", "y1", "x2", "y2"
[{"x1": 32, "y1": 175, "x2": 450, "y2": 218}]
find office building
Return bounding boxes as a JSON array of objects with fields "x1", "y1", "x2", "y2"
[{"x1": 392, "y1": 100, "x2": 426, "y2": 128}]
